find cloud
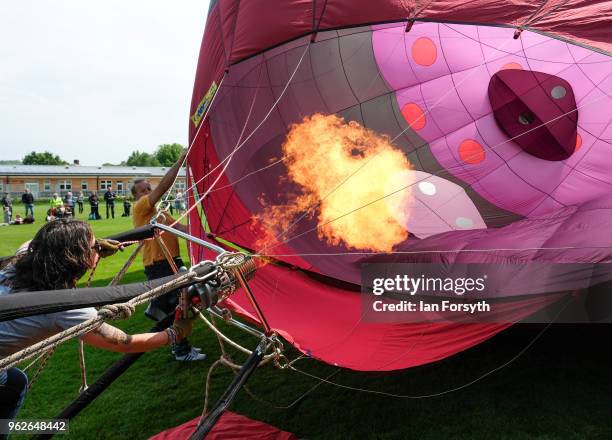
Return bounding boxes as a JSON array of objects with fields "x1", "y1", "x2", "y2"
[{"x1": 0, "y1": 0, "x2": 209, "y2": 164}]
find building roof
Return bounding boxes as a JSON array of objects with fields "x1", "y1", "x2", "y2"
[{"x1": 0, "y1": 165, "x2": 186, "y2": 177}]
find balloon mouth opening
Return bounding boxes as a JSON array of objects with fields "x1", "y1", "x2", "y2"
[{"x1": 488, "y1": 69, "x2": 578, "y2": 161}]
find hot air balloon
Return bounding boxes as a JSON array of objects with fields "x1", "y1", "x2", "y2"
[{"x1": 185, "y1": 0, "x2": 612, "y2": 371}]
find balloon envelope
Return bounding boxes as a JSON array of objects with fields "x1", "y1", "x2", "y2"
[{"x1": 187, "y1": 1, "x2": 612, "y2": 370}]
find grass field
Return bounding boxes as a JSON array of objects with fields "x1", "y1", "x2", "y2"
[{"x1": 1, "y1": 203, "x2": 611, "y2": 439}]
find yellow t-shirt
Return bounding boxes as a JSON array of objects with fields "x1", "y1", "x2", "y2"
[{"x1": 133, "y1": 196, "x2": 180, "y2": 266}]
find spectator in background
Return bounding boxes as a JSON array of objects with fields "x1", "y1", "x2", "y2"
[
  {"x1": 88, "y1": 192, "x2": 101, "y2": 220},
  {"x1": 122, "y1": 197, "x2": 132, "y2": 217},
  {"x1": 174, "y1": 191, "x2": 185, "y2": 215},
  {"x1": 104, "y1": 186, "x2": 116, "y2": 219},
  {"x1": 2, "y1": 193, "x2": 12, "y2": 225},
  {"x1": 49, "y1": 193, "x2": 63, "y2": 215},
  {"x1": 76, "y1": 192, "x2": 84, "y2": 215},
  {"x1": 21, "y1": 189, "x2": 34, "y2": 219},
  {"x1": 64, "y1": 192, "x2": 75, "y2": 217}
]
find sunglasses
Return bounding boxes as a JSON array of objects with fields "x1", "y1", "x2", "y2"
[{"x1": 92, "y1": 241, "x2": 102, "y2": 253}]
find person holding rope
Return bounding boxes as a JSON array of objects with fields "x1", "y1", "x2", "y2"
[
  {"x1": 104, "y1": 186, "x2": 117, "y2": 219},
  {"x1": 131, "y1": 149, "x2": 206, "y2": 362},
  {"x1": 0, "y1": 219, "x2": 196, "y2": 433}
]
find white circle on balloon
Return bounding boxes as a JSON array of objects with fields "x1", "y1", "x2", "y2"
[
  {"x1": 455, "y1": 217, "x2": 473, "y2": 229},
  {"x1": 551, "y1": 85, "x2": 566, "y2": 99},
  {"x1": 418, "y1": 181, "x2": 436, "y2": 196}
]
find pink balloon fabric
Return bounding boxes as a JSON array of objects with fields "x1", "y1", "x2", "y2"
[{"x1": 187, "y1": 2, "x2": 612, "y2": 370}]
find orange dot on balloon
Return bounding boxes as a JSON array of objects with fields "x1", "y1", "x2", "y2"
[
  {"x1": 401, "y1": 103, "x2": 426, "y2": 130},
  {"x1": 501, "y1": 62, "x2": 523, "y2": 70},
  {"x1": 459, "y1": 139, "x2": 485, "y2": 164},
  {"x1": 575, "y1": 133, "x2": 582, "y2": 151},
  {"x1": 411, "y1": 37, "x2": 437, "y2": 66}
]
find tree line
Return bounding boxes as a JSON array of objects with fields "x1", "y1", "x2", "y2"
[{"x1": 16, "y1": 144, "x2": 185, "y2": 167}]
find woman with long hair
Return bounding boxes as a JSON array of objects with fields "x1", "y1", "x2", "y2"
[{"x1": 0, "y1": 219, "x2": 194, "y2": 433}]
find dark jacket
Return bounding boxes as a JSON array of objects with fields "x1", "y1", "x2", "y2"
[
  {"x1": 104, "y1": 190, "x2": 116, "y2": 205},
  {"x1": 21, "y1": 192, "x2": 34, "y2": 204},
  {"x1": 88, "y1": 194, "x2": 99, "y2": 206}
]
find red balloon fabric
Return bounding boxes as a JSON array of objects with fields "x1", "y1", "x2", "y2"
[
  {"x1": 186, "y1": 1, "x2": 612, "y2": 371},
  {"x1": 149, "y1": 412, "x2": 298, "y2": 440}
]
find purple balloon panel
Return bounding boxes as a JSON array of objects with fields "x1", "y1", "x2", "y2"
[{"x1": 372, "y1": 22, "x2": 612, "y2": 218}]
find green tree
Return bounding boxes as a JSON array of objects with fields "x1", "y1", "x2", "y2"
[
  {"x1": 22, "y1": 151, "x2": 68, "y2": 165},
  {"x1": 125, "y1": 150, "x2": 160, "y2": 167},
  {"x1": 155, "y1": 143, "x2": 185, "y2": 166}
]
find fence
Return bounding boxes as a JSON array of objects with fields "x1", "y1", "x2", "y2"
[{"x1": 2, "y1": 190, "x2": 133, "y2": 200}]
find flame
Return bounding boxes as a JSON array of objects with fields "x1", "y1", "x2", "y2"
[{"x1": 255, "y1": 113, "x2": 413, "y2": 253}]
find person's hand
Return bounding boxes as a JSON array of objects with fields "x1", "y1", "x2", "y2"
[
  {"x1": 96, "y1": 238, "x2": 124, "y2": 258},
  {"x1": 172, "y1": 316, "x2": 195, "y2": 341}
]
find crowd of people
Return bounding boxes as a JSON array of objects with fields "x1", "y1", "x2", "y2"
[
  {"x1": 1, "y1": 188, "x2": 186, "y2": 224},
  {"x1": 1, "y1": 191, "x2": 34, "y2": 226}
]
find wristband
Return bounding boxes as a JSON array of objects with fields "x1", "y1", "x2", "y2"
[{"x1": 165, "y1": 327, "x2": 178, "y2": 345}]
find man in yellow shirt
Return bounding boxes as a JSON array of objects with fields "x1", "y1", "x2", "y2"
[{"x1": 131, "y1": 149, "x2": 205, "y2": 362}]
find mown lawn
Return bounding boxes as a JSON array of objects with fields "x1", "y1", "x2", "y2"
[{"x1": 1, "y1": 203, "x2": 611, "y2": 439}]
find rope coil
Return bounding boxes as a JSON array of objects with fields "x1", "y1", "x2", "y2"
[{"x1": 97, "y1": 303, "x2": 135, "y2": 321}]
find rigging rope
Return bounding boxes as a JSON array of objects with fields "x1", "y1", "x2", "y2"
[
  {"x1": 288, "y1": 294, "x2": 573, "y2": 399},
  {"x1": 158, "y1": 75, "x2": 227, "y2": 211},
  {"x1": 158, "y1": 40, "x2": 314, "y2": 233},
  {"x1": 78, "y1": 340, "x2": 88, "y2": 393},
  {"x1": 257, "y1": 91, "x2": 609, "y2": 255},
  {"x1": 0, "y1": 266, "x2": 212, "y2": 371}
]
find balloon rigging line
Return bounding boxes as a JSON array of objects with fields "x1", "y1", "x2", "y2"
[
  {"x1": 182, "y1": 24, "x2": 587, "y2": 219},
  {"x1": 177, "y1": 21, "x2": 601, "y2": 208},
  {"x1": 169, "y1": 40, "x2": 313, "y2": 213},
  {"x1": 259, "y1": 92, "x2": 608, "y2": 254},
  {"x1": 520, "y1": 39, "x2": 612, "y2": 217},
  {"x1": 169, "y1": 62, "x2": 265, "y2": 223},
  {"x1": 210, "y1": 158, "x2": 286, "y2": 194},
  {"x1": 173, "y1": 22, "x2": 388, "y2": 204},
  {"x1": 266, "y1": 36, "x2": 608, "y2": 253},
  {"x1": 199, "y1": 85, "x2": 603, "y2": 248},
  {"x1": 199, "y1": 67, "x2": 605, "y2": 206},
  {"x1": 172, "y1": 20, "x2": 602, "y2": 411},
  {"x1": 252, "y1": 244, "x2": 612, "y2": 258},
  {"x1": 257, "y1": 31, "x2": 532, "y2": 253},
  {"x1": 287, "y1": 295, "x2": 572, "y2": 399},
  {"x1": 179, "y1": 21, "x2": 508, "y2": 213},
  {"x1": 164, "y1": 41, "x2": 313, "y2": 229},
  {"x1": 158, "y1": 75, "x2": 227, "y2": 211},
  {"x1": 184, "y1": 24, "x2": 403, "y2": 201}
]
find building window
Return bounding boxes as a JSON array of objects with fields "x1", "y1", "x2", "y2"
[
  {"x1": 81, "y1": 181, "x2": 88, "y2": 190},
  {"x1": 0, "y1": 181, "x2": 3, "y2": 192},
  {"x1": 25, "y1": 182, "x2": 39, "y2": 194},
  {"x1": 100, "y1": 180, "x2": 112, "y2": 190},
  {"x1": 175, "y1": 181, "x2": 186, "y2": 191},
  {"x1": 58, "y1": 180, "x2": 72, "y2": 191},
  {"x1": 44, "y1": 180, "x2": 51, "y2": 191},
  {"x1": 116, "y1": 181, "x2": 124, "y2": 192}
]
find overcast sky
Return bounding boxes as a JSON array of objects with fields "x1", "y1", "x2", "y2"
[{"x1": 0, "y1": 0, "x2": 210, "y2": 165}]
